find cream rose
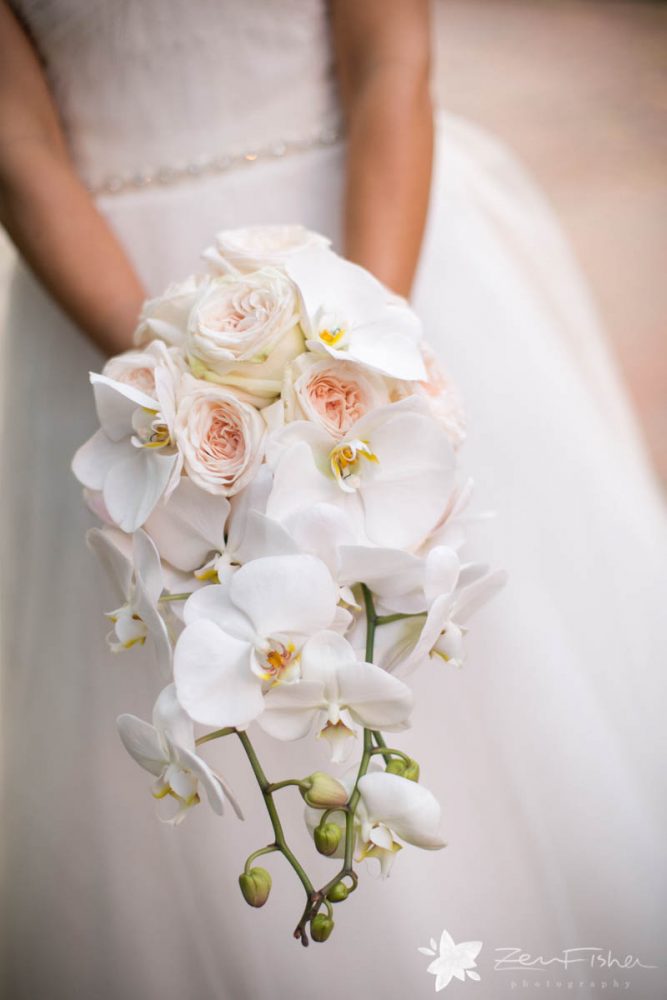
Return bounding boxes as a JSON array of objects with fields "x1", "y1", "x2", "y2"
[
  {"x1": 103, "y1": 340, "x2": 185, "y2": 399},
  {"x1": 187, "y1": 267, "x2": 305, "y2": 404},
  {"x1": 281, "y1": 354, "x2": 391, "y2": 439},
  {"x1": 134, "y1": 275, "x2": 204, "y2": 349},
  {"x1": 391, "y1": 343, "x2": 466, "y2": 449},
  {"x1": 175, "y1": 376, "x2": 266, "y2": 496},
  {"x1": 203, "y1": 224, "x2": 330, "y2": 275}
]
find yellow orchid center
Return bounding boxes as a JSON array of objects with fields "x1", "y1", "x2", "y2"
[
  {"x1": 132, "y1": 406, "x2": 172, "y2": 450},
  {"x1": 329, "y1": 438, "x2": 378, "y2": 491},
  {"x1": 259, "y1": 641, "x2": 299, "y2": 685},
  {"x1": 319, "y1": 325, "x2": 345, "y2": 347}
]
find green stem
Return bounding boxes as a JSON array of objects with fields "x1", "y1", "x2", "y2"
[
  {"x1": 244, "y1": 844, "x2": 279, "y2": 874},
  {"x1": 369, "y1": 746, "x2": 412, "y2": 765},
  {"x1": 265, "y1": 778, "x2": 308, "y2": 794},
  {"x1": 159, "y1": 592, "x2": 194, "y2": 603},
  {"x1": 236, "y1": 731, "x2": 314, "y2": 899},
  {"x1": 375, "y1": 611, "x2": 426, "y2": 626},
  {"x1": 195, "y1": 727, "x2": 236, "y2": 746}
]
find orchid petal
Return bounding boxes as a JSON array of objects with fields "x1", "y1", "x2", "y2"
[
  {"x1": 229, "y1": 555, "x2": 337, "y2": 637},
  {"x1": 174, "y1": 619, "x2": 263, "y2": 728},
  {"x1": 86, "y1": 527, "x2": 132, "y2": 599},
  {"x1": 358, "y1": 771, "x2": 446, "y2": 849},
  {"x1": 183, "y1": 585, "x2": 255, "y2": 642},
  {"x1": 72, "y1": 430, "x2": 131, "y2": 491},
  {"x1": 90, "y1": 372, "x2": 157, "y2": 441},
  {"x1": 103, "y1": 449, "x2": 178, "y2": 532},
  {"x1": 117, "y1": 714, "x2": 165, "y2": 777}
]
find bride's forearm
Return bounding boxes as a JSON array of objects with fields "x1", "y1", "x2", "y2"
[
  {"x1": 0, "y1": 143, "x2": 145, "y2": 355},
  {"x1": 0, "y1": 1, "x2": 145, "y2": 356},
  {"x1": 332, "y1": 0, "x2": 434, "y2": 298}
]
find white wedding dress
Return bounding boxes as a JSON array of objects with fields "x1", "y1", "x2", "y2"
[{"x1": 1, "y1": 2, "x2": 666, "y2": 998}]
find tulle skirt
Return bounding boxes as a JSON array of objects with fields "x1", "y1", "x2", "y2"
[{"x1": 2, "y1": 113, "x2": 666, "y2": 1000}]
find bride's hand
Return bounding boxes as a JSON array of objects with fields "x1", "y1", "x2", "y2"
[
  {"x1": 331, "y1": 0, "x2": 434, "y2": 298},
  {"x1": 0, "y1": 1, "x2": 145, "y2": 354}
]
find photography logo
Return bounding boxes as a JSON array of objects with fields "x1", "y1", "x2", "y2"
[{"x1": 419, "y1": 929, "x2": 483, "y2": 991}]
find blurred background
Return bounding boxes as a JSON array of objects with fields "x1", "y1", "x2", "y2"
[{"x1": 1, "y1": 0, "x2": 665, "y2": 480}]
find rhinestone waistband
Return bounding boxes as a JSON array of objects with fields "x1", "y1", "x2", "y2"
[{"x1": 89, "y1": 123, "x2": 344, "y2": 197}]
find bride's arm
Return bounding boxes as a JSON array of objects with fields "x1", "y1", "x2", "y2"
[
  {"x1": 331, "y1": 0, "x2": 434, "y2": 297},
  {"x1": 0, "y1": 2, "x2": 145, "y2": 354}
]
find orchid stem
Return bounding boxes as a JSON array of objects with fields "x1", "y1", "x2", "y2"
[
  {"x1": 195, "y1": 727, "x2": 236, "y2": 746},
  {"x1": 370, "y1": 729, "x2": 393, "y2": 765},
  {"x1": 236, "y1": 730, "x2": 314, "y2": 901},
  {"x1": 369, "y1": 746, "x2": 411, "y2": 765},
  {"x1": 244, "y1": 844, "x2": 279, "y2": 874},
  {"x1": 375, "y1": 611, "x2": 426, "y2": 626},
  {"x1": 265, "y1": 778, "x2": 308, "y2": 794},
  {"x1": 159, "y1": 592, "x2": 193, "y2": 603}
]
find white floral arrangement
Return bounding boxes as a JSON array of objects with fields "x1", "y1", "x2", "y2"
[{"x1": 73, "y1": 225, "x2": 504, "y2": 946}]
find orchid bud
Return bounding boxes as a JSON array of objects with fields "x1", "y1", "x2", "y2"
[
  {"x1": 314, "y1": 821, "x2": 342, "y2": 856},
  {"x1": 386, "y1": 756, "x2": 420, "y2": 782},
  {"x1": 300, "y1": 772, "x2": 348, "y2": 809},
  {"x1": 326, "y1": 881, "x2": 349, "y2": 903},
  {"x1": 310, "y1": 913, "x2": 334, "y2": 942},
  {"x1": 239, "y1": 867, "x2": 272, "y2": 907}
]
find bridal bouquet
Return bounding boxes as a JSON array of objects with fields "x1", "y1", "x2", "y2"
[{"x1": 73, "y1": 225, "x2": 504, "y2": 946}]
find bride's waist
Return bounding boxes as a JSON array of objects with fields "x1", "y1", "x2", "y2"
[{"x1": 72, "y1": 115, "x2": 343, "y2": 198}]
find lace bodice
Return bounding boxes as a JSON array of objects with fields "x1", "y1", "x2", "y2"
[{"x1": 11, "y1": 0, "x2": 341, "y2": 193}]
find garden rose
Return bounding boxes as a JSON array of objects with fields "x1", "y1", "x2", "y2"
[
  {"x1": 281, "y1": 354, "x2": 391, "y2": 439},
  {"x1": 392, "y1": 343, "x2": 466, "y2": 449},
  {"x1": 204, "y1": 224, "x2": 330, "y2": 274},
  {"x1": 187, "y1": 268, "x2": 304, "y2": 403},
  {"x1": 134, "y1": 275, "x2": 204, "y2": 349},
  {"x1": 175, "y1": 376, "x2": 265, "y2": 496},
  {"x1": 104, "y1": 340, "x2": 185, "y2": 399}
]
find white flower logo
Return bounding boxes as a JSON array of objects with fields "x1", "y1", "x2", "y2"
[{"x1": 419, "y1": 929, "x2": 482, "y2": 991}]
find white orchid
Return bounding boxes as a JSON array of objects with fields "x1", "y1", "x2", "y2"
[
  {"x1": 258, "y1": 631, "x2": 413, "y2": 761},
  {"x1": 144, "y1": 476, "x2": 229, "y2": 573},
  {"x1": 117, "y1": 684, "x2": 242, "y2": 824},
  {"x1": 286, "y1": 247, "x2": 426, "y2": 381},
  {"x1": 87, "y1": 527, "x2": 172, "y2": 673},
  {"x1": 266, "y1": 397, "x2": 457, "y2": 551},
  {"x1": 173, "y1": 554, "x2": 346, "y2": 729},
  {"x1": 307, "y1": 768, "x2": 446, "y2": 876},
  {"x1": 373, "y1": 566, "x2": 507, "y2": 675},
  {"x1": 72, "y1": 348, "x2": 182, "y2": 532}
]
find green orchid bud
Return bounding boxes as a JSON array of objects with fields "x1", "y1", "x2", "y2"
[
  {"x1": 314, "y1": 822, "x2": 342, "y2": 856},
  {"x1": 310, "y1": 913, "x2": 334, "y2": 943},
  {"x1": 238, "y1": 867, "x2": 272, "y2": 907},
  {"x1": 300, "y1": 772, "x2": 348, "y2": 809},
  {"x1": 386, "y1": 756, "x2": 420, "y2": 782},
  {"x1": 326, "y1": 881, "x2": 349, "y2": 903}
]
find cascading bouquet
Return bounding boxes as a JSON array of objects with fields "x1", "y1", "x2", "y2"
[{"x1": 72, "y1": 225, "x2": 504, "y2": 946}]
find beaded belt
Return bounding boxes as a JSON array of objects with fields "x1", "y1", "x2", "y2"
[{"x1": 89, "y1": 123, "x2": 344, "y2": 197}]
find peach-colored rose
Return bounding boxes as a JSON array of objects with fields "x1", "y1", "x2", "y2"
[
  {"x1": 103, "y1": 341, "x2": 185, "y2": 399},
  {"x1": 282, "y1": 355, "x2": 391, "y2": 439},
  {"x1": 391, "y1": 343, "x2": 466, "y2": 449},
  {"x1": 175, "y1": 376, "x2": 265, "y2": 496}
]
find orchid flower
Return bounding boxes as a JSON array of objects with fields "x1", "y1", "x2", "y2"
[
  {"x1": 306, "y1": 769, "x2": 446, "y2": 877},
  {"x1": 173, "y1": 554, "x2": 347, "y2": 729},
  {"x1": 258, "y1": 631, "x2": 414, "y2": 761},
  {"x1": 87, "y1": 527, "x2": 172, "y2": 674},
  {"x1": 117, "y1": 684, "x2": 242, "y2": 824},
  {"x1": 266, "y1": 397, "x2": 457, "y2": 551},
  {"x1": 373, "y1": 565, "x2": 507, "y2": 675},
  {"x1": 72, "y1": 347, "x2": 182, "y2": 532},
  {"x1": 286, "y1": 247, "x2": 426, "y2": 381}
]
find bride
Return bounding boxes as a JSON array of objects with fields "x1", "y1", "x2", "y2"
[{"x1": 1, "y1": 2, "x2": 665, "y2": 998}]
